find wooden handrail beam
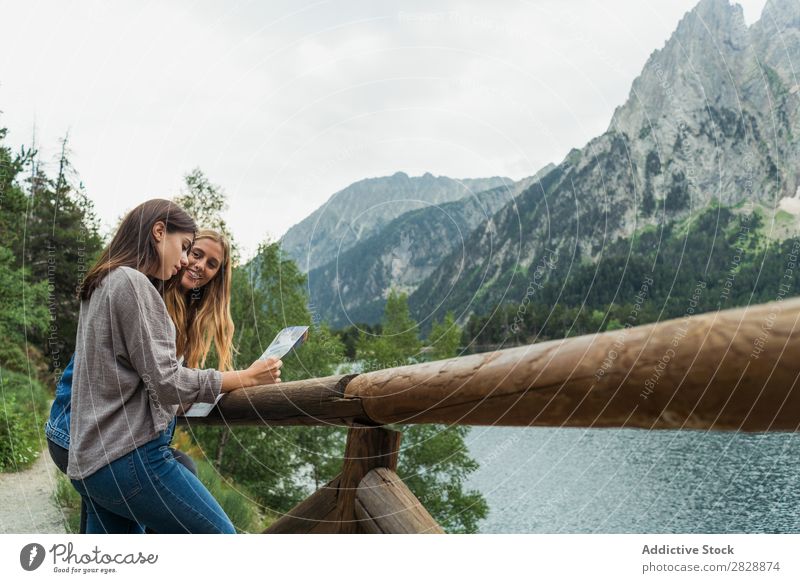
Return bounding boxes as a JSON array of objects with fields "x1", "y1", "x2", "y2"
[
  {"x1": 181, "y1": 373, "x2": 369, "y2": 426},
  {"x1": 185, "y1": 298, "x2": 800, "y2": 432},
  {"x1": 346, "y1": 297, "x2": 800, "y2": 431}
]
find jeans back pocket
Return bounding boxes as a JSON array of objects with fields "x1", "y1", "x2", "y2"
[{"x1": 81, "y1": 455, "x2": 143, "y2": 507}]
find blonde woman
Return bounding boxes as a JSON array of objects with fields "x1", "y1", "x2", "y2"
[{"x1": 165, "y1": 228, "x2": 235, "y2": 372}]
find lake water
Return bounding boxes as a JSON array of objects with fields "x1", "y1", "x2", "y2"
[{"x1": 464, "y1": 427, "x2": 800, "y2": 533}]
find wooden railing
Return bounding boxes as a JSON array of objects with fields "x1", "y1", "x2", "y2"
[{"x1": 183, "y1": 298, "x2": 800, "y2": 533}]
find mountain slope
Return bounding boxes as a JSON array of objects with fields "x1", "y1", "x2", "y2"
[
  {"x1": 306, "y1": 166, "x2": 554, "y2": 327},
  {"x1": 410, "y1": 0, "x2": 800, "y2": 326},
  {"x1": 279, "y1": 172, "x2": 512, "y2": 272}
]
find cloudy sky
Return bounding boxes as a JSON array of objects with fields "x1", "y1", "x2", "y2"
[{"x1": 0, "y1": 0, "x2": 768, "y2": 258}]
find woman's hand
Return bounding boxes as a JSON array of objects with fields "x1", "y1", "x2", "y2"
[
  {"x1": 246, "y1": 357, "x2": 282, "y2": 386},
  {"x1": 220, "y1": 357, "x2": 282, "y2": 392}
]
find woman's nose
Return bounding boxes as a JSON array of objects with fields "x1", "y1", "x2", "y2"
[{"x1": 180, "y1": 251, "x2": 189, "y2": 266}]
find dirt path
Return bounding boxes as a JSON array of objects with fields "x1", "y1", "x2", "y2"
[{"x1": 0, "y1": 446, "x2": 68, "y2": 534}]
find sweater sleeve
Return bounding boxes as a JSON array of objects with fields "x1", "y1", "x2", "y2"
[{"x1": 111, "y1": 268, "x2": 223, "y2": 407}]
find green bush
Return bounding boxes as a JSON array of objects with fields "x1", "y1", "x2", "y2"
[
  {"x1": 0, "y1": 245, "x2": 49, "y2": 375},
  {"x1": 0, "y1": 367, "x2": 49, "y2": 472},
  {"x1": 195, "y1": 459, "x2": 273, "y2": 532}
]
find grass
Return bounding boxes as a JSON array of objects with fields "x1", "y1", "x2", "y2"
[
  {"x1": 53, "y1": 472, "x2": 82, "y2": 533},
  {"x1": 0, "y1": 367, "x2": 49, "y2": 472},
  {"x1": 171, "y1": 427, "x2": 275, "y2": 532},
  {"x1": 775, "y1": 209, "x2": 794, "y2": 223},
  {"x1": 195, "y1": 459, "x2": 275, "y2": 533}
]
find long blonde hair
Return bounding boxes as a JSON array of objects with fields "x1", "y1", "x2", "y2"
[{"x1": 164, "y1": 229, "x2": 235, "y2": 371}]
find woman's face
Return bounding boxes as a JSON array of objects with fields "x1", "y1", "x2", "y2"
[
  {"x1": 181, "y1": 238, "x2": 225, "y2": 291},
  {"x1": 152, "y1": 224, "x2": 192, "y2": 281}
]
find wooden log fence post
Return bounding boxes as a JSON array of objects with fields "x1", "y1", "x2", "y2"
[
  {"x1": 262, "y1": 476, "x2": 341, "y2": 534},
  {"x1": 356, "y1": 468, "x2": 443, "y2": 534},
  {"x1": 335, "y1": 426, "x2": 402, "y2": 533}
]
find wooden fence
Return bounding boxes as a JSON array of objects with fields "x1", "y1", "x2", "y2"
[{"x1": 184, "y1": 298, "x2": 800, "y2": 533}]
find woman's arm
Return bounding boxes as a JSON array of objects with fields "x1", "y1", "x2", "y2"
[{"x1": 112, "y1": 268, "x2": 282, "y2": 407}]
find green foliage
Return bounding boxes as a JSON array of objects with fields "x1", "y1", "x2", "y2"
[
  {"x1": 466, "y1": 205, "x2": 800, "y2": 346},
  {"x1": 0, "y1": 130, "x2": 102, "y2": 371},
  {"x1": 21, "y1": 186, "x2": 103, "y2": 367},
  {"x1": 356, "y1": 291, "x2": 488, "y2": 532},
  {"x1": 0, "y1": 123, "x2": 101, "y2": 482},
  {"x1": 427, "y1": 310, "x2": 461, "y2": 361},
  {"x1": 53, "y1": 473, "x2": 82, "y2": 533},
  {"x1": 665, "y1": 171, "x2": 690, "y2": 210},
  {"x1": 776, "y1": 209, "x2": 794, "y2": 224},
  {"x1": 699, "y1": 105, "x2": 746, "y2": 141},
  {"x1": 289, "y1": 425, "x2": 346, "y2": 490},
  {"x1": 194, "y1": 459, "x2": 271, "y2": 532},
  {"x1": 0, "y1": 246, "x2": 49, "y2": 372},
  {"x1": 233, "y1": 243, "x2": 345, "y2": 374},
  {"x1": 641, "y1": 182, "x2": 656, "y2": 216},
  {"x1": 0, "y1": 127, "x2": 32, "y2": 254},
  {"x1": 399, "y1": 424, "x2": 488, "y2": 534},
  {"x1": 193, "y1": 423, "x2": 306, "y2": 510},
  {"x1": 175, "y1": 168, "x2": 241, "y2": 263},
  {"x1": 381, "y1": 289, "x2": 423, "y2": 353},
  {"x1": 645, "y1": 150, "x2": 661, "y2": 177},
  {"x1": 336, "y1": 323, "x2": 381, "y2": 359},
  {"x1": 0, "y1": 367, "x2": 49, "y2": 471},
  {"x1": 176, "y1": 168, "x2": 231, "y2": 236},
  {"x1": 356, "y1": 288, "x2": 421, "y2": 371}
]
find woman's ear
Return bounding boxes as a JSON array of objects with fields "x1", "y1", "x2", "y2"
[{"x1": 152, "y1": 221, "x2": 166, "y2": 243}]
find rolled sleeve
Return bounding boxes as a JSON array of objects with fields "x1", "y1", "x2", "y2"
[{"x1": 179, "y1": 366, "x2": 223, "y2": 404}]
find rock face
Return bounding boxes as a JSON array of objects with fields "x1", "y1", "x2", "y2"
[
  {"x1": 410, "y1": 0, "x2": 800, "y2": 325},
  {"x1": 612, "y1": 0, "x2": 799, "y2": 209},
  {"x1": 306, "y1": 167, "x2": 553, "y2": 327},
  {"x1": 279, "y1": 172, "x2": 513, "y2": 273}
]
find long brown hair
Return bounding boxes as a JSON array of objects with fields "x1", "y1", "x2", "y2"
[
  {"x1": 163, "y1": 229, "x2": 235, "y2": 371},
  {"x1": 80, "y1": 199, "x2": 196, "y2": 301}
]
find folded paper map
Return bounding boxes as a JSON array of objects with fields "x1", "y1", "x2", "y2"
[{"x1": 182, "y1": 326, "x2": 309, "y2": 417}]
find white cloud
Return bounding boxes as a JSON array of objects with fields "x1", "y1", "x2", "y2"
[{"x1": 0, "y1": 0, "x2": 768, "y2": 257}]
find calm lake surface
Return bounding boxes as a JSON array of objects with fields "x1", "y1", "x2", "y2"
[{"x1": 464, "y1": 427, "x2": 800, "y2": 533}]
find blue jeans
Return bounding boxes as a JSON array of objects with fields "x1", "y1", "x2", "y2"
[{"x1": 70, "y1": 420, "x2": 235, "y2": 534}]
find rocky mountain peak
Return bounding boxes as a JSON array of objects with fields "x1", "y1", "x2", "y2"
[
  {"x1": 760, "y1": 0, "x2": 800, "y2": 27},
  {"x1": 610, "y1": 0, "x2": 753, "y2": 137},
  {"x1": 410, "y1": 0, "x2": 800, "y2": 323}
]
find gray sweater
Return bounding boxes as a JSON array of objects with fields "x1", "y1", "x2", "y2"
[{"x1": 67, "y1": 266, "x2": 222, "y2": 480}]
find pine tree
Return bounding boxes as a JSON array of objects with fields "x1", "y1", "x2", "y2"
[
  {"x1": 0, "y1": 124, "x2": 57, "y2": 470},
  {"x1": 427, "y1": 310, "x2": 461, "y2": 361},
  {"x1": 356, "y1": 288, "x2": 421, "y2": 371},
  {"x1": 0, "y1": 129, "x2": 101, "y2": 372},
  {"x1": 176, "y1": 168, "x2": 231, "y2": 235}
]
